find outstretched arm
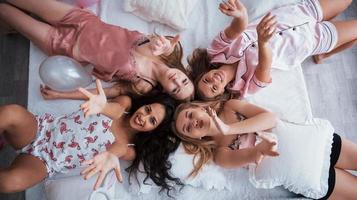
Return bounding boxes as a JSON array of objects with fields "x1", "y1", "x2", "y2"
[
  {"x1": 78, "y1": 79, "x2": 131, "y2": 119},
  {"x1": 219, "y1": 0, "x2": 248, "y2": 40},
  {"x1": 41, "y1": 83, "x2": 126, "y2": 100},
  {"x1": 254, "y1": 13, "x2": 277, "y2": 83},
  {"x1": 208, "y1": 99, "x2": 277, "y2": 136},
  {"x1": 214, "y1": 133, "x2": 278, "y2": 168}
]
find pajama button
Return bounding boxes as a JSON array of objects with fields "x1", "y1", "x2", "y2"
[
  {"x1": 292, "y1": 27, "x2": 296, "y2": 31},
  {"x1": 279, "y1": 32, "x2": 283, "y2": 36},
  {"x1": 252, "y1": 44, "x2": 256, "y2": 47}
]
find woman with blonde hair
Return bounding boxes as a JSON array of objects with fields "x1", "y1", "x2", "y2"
[{"x1": 173, "y1": 99, "x2": 357, "y2": 199}]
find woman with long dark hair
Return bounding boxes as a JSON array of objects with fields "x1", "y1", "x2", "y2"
[{"x1": 0, "y1": 80, "x2": 180, "y2": 193}]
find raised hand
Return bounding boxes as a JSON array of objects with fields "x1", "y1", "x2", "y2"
[
  {"x1": 206, "y1": 106, "x2": 231, "y2": 135},
  {"x1": 256, "y1": 13, "x2": 277, "y2": 44},
  {"x1": 149, "y1": 34, "x2": 180, "y2": 56},
  {"x1": 78, "y1": 79, "x2": 107, "y2": 118},
  {"x1": 219, "y1": 0, "x2": 248, "y2": 20},
  {"x1": 255, "y1": 132, "x2": 279, "y2": 164},
  {"x1": 81, "y1": 151, "x2": 123, "y2": 190}
]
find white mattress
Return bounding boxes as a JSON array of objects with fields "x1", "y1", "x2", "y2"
[{"x1": 27, "y1": 0, "x2": 311, "y2": 199}]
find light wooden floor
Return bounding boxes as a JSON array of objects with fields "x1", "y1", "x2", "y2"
[{"x1": 0, "y1": 1, "x2": 356, "y2": 200}]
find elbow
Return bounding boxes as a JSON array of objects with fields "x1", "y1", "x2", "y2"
[
  {"x1": 214, "y1": 156, "x2": 230, "y2": 169},
  {"x1": 268, "y1": 112, "x2": 278, "y2": 128}
]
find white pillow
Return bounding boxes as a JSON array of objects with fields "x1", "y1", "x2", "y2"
[
  {"x1": 123, "y1": 0, "x2": 199, "y2": 31},
  {"x1": 241, "y1": 0, "x2": 299, "y2": 22},
  {"x1": 249, "y1": 119, "x2": 335, "y2": 199},
  {"x1": 45, "y1": 168, "x2": 116, "y2": 200},
  {"x1": 169, "y1": 144, "x2": 231, "y2": 191}
]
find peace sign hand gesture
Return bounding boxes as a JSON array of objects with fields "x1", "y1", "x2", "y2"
[
  {"x1": 78, "y1": 79, "x2": 107, "y2": 118},
  {"x1": 149, "y1": 34, "x2": 180, "y2": 56}
]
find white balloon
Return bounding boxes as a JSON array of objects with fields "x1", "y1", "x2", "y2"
[{"x1": 39, "y1": 56, "x2": 93, "y2": 92}]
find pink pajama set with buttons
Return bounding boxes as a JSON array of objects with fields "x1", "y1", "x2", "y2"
[{"x1": 207, "y1": 0, "x2": 337, "y2": 98}]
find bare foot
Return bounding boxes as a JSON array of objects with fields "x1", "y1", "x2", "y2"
[{"x1": 312, "y1": 54, "x2": 326, "y2": 64}]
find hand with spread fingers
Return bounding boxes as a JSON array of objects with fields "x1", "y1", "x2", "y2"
[
  {"x1": 78, "y1": 79, "x2": 107, "y2": 118},
  {"x1": 255, "y1": 132, "x2": 279, "y2": 164},
  {"x1": 256, "y1": 12, "x2": 277, "y2": 44},
  {"x1": 219, "y1": 0, "x2": 248, "y2": 20},
  {"x1": 81, "y1": 151, "x2": 123, "y2": 190},
  {"x1": 149, "y1": 34, "x2": 180, "y2": 56},
  {"x1": 206, "y1": 106, "x2": 231, "y2": 135}
]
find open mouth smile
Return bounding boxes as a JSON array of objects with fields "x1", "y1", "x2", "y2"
[{"x1": 134, "y1": 114, "x2": 144, "y2": 126}]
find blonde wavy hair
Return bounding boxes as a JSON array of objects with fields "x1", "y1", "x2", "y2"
[{"x1": 172, "y1": 101, "x2": 224, "y2": 177}]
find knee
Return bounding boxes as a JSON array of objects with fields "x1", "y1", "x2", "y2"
[
  {"x1": 0, "y1": 3, "x2": 11, "y2": 18},
  {"x1": 0, "y1": 172, "x2": 25, "y2": 193},
  {"x1": 0, "y1": 3, "x2": 6, "y2": 12},
  {"x1": 0, "y1": 104, "x2": 25, "y2": 125},
  {"x1": 345, "y1": 0, "x2": 353, "y2": 7}
]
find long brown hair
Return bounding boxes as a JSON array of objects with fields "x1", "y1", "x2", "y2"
[
  {"x1": 160, "y1": 36, "x2": 194, "y2": 101},
  {"x1": 172, "y1": 101, "x2": 224, "y2": 177},
  {"x1": 131, "y1": 36, "x2": 191, "y2": 98},
  {"x1": 188, "y1": 48, "x2": 233, "y2": 101},
  {"x1": 160, "y1": 36, "x2": 186, "y2": 73}
]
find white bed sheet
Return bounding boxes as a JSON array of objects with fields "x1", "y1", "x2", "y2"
[{"x1": 27, "y1": 0, "x2": 311, "y2": 199}]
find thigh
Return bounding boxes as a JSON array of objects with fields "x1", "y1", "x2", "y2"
[
  {"x1": 7, "y1": 0, "x2": 76, "y2": 24},
  {"x1": 0, "y1": 105, "x2": 38, "y2": 149},
  {"x1": 319, "y1": 0, "x2": 352, "y2": 21},
  {"x1": 332, "y1": 20, "x2": 357, "y2": 48},
  {"x1": 335, "y1": 138, "x2": 357, "y2": 170},
  {"x1": 328, "y1": 168, "x2": 357, "y2": 200},
  {"x1": 0, "y1": 3, "x2": 52, "y2": 53},
  {"x1": 0, "y1": 154, "x2": 47, "y2": 193}
]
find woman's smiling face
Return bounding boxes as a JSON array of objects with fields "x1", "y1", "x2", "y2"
[
  {"x1": 198, "y1": 69, "x2": 227, "y2": 99},
  {"x1": 129, "y1": 103, "x2": 166, "y2": 132}
]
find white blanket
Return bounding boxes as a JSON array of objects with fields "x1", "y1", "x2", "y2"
[{"x1": 27, "y1": 0, "x2": 313, "y2": 199}]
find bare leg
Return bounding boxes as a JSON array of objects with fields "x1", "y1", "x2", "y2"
[
  {"x1": 313, "y1": 20, "x2": 357, "y2": 63},
  {"x1": 328, "y1": 168, "x2": 357, "y2": 200},
  {"x1": 0, "y1": 154, "x2": 47, "y2": 193},
  {"x1": 0, "y1": 3, "x2": 52, "y2": 53},
  {"x1": 0, "y1": 104, "x2": 37, "y2": 150},
  {"x1": 335, "y1": 138, "x2": 357, "y2": 170},
  {"x1": 6, "y1": 0, "x2": 75, "y2": 25},
  {"x1": 313, "y1": 39, "x2": 357, "y2": 64},
  {"x1": 319, "y1": 0, "x2": 352, "y2": 21}
]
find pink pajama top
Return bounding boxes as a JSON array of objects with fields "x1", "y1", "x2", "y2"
[
  {"x1": 48, "y1": 9, "x2": 146, "y2": 82},
  {"x1": 207, "y1": 0, "x2": 337, "y2": 98}
]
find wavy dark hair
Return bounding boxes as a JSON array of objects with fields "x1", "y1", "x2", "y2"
[{"x1": 126, "y1": 94, "x2": 184, "y2": 197}]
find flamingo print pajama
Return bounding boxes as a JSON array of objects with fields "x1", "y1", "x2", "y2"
[{"x1": 20, "y1": 110, "x2": 115, "y2": 177}]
